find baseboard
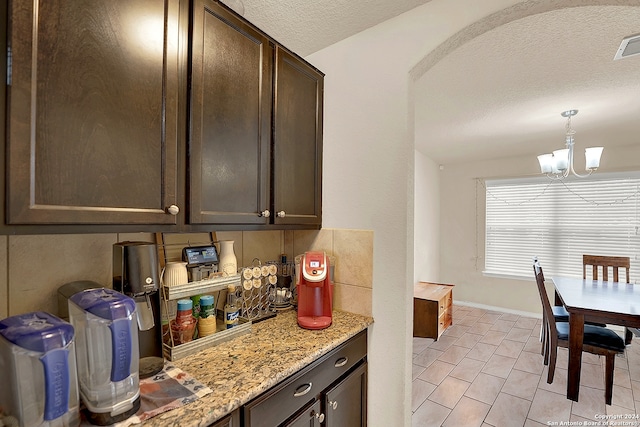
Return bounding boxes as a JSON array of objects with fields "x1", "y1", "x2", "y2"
[
  {"x1": 455, "y1": 300, "x2": 542, "y2": 320},
  {"x1": 454, "y1": 300, "x2": 632, "y2": 336}
]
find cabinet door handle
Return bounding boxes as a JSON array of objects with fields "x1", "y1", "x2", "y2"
[
  {"x1": 334, "y1": 357, "x2": 348, "y2": 368},
  {"x1": 329, "y1": 400, "x2": 338, "y2": 410},
  {"x1": 293, "y1": 382, "x2": 312, "y2": 397},
  {"x1": 277, "y1": 210, "x2": 286, "y2": 218},
  {"x1": 166, "y1": 205, "x2": 180, "y2": 215},
  {"x1": 259, "y1": 209, "x2": 270, "y2": 217}
]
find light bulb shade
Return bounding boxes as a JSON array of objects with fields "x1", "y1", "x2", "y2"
[
  {"x1": 553, "y1": 149, "x2": 570, "y2": 171},
  {"x1": 585, "y1": 147, "x2": 603, "y2": 170},
  {"x1": 537, "y1": 154, "x2": 554, "y2": 174}
]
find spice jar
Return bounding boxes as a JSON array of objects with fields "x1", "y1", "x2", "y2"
[
  {"x1": 199, "y1": 295, "x2": 215, "y2": 318},
  {"x1": 170, "y1": 299, "x2": 197, "y2": 345},
  {"x1": 198, "y1": 295, "x2": 216, "y2": 337}
]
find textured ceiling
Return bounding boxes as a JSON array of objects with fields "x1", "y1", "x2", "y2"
[
  {"x1": 225, "y1": 1, "x2": 640, "y2": 166},
  {"x1": 226, "y1": 0, "x2": 433, "y2": 56},
  {"x1": 413, "y1": 4, "x2": 640, "y2": 165}
]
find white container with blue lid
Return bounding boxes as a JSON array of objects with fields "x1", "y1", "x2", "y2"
[
  {"x1": 68, "y1": 288, "x2": 141, "y2": 425},
  {"x1": 0, "y1": 311, "x2": 80, "y2": 427}
]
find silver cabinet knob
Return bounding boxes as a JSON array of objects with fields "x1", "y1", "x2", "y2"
[
  {"x1": 329, "y1": 400, "x2": 338, "y2": 410},
  {"x1": 166, "y1": 205, "x2": 179, "y2": 215},
  {"x1": 260, "y1": 210, "x2": 270, "y2": 218},
  {"x1": 277, "y1": 210, "x2": 286, "y2": 218},
  {"x1": 312, "y1": 411, "x2": 325, "y2": 423}
]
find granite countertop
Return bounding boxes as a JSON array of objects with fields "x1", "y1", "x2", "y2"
[{"x1": 145, "y1": 309, "x2": 373, "y2": 427}]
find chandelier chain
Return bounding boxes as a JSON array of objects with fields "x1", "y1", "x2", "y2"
[{"x1": 565, "y1": 113, "x2": 576, "y2": 136}]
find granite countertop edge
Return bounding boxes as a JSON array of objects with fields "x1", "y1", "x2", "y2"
[{"x1": 147, "y1": 309, "x2": 373, "y2": 427}]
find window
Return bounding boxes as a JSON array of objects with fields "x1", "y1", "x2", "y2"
[{"x1": 485, "y1": 172, "x2": 640, "y2": 281}]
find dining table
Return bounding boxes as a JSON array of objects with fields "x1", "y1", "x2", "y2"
[{"x1": 552, "y1": 276, "x2": 640, "y2": 402}]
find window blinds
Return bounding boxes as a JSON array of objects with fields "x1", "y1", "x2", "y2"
[{"x1": 485, "y1": 172, "x2": 640, "y2": 282}]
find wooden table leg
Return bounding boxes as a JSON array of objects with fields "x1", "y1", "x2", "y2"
[
  {"x1": 567, "y1": 312, "x2": 584, "y2": 401},
  {"x1": 554, "y1": 290, "x2": 562, "y2": 307}
]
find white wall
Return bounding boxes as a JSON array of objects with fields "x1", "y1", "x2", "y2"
[
  {"x1": 306, "y1": 0, "x2": 522, "y2": 424},
  {"x1": 414, "y1": 151, "x2": 441, "y2": 283},
  {"x1": 440, "y1": 144, "x2": 640, "y2": 315}
]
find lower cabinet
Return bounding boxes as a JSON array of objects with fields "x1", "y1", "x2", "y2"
[
  {"x1": 210, "y1": 409, "x2": 240, "y2": 427},
  {"x1": 282, "y1": 362, "x2": 367, "y2": 427},
  {"x1": 283, "y1": 400, "x2": 322, "y2": 427},
  {"x1": 242, "y1": 330, "x2": 367, "y2": 427},
  {"x1": 323, "y1": 362, "x2": 367, "y2": 426}
]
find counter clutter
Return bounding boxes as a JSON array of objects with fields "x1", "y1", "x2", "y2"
[{"x1": 144, "y1": 309, "x2": 373, "y2": 427}]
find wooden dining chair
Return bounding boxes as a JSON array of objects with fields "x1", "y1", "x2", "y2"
[
  {"x1": 583, "y1": 254, "x2": 633, "y2": 344},
  {"x1": 535, "y1": 256, "x2": 604, "y2": 357},
  {"x1": 583, "y1": 254, "x2": 630, "y2": 283},
  {"x1": 534, "y1": 260, "x2": 626, "y2": 405}
]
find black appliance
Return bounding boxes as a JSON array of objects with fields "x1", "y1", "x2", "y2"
[{"x1": 113, "y1": 241, "x2": 164, "y2": 378}]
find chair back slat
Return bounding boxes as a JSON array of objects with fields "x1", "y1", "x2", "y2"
[
  {"x1": 583, "y1": 254, "x2": 630, "y2": 283},
  {"x1": 533, "y1": 260, "x2": 555, "y2": 330}
]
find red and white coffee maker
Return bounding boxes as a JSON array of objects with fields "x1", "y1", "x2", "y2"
[{"x1": 296, "y1": 251, "x2": 333, "y2": 330}]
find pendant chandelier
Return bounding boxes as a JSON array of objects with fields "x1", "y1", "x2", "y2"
[{"x1": 537, "y1": 110, "x2": 603, "y2": 179}]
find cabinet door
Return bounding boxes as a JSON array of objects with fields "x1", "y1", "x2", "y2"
[
  {"x1": 6, "y1": 0, "x2": 180, "y2": 224},
  {"x1": 324, "y1": 362, "x2": 367, "y2": 427},
  {"x1": 189, "y1": 0, "x2": 272, "y2": 225},
  {"x1": 283, "y1": 400, "x2": 322, "y2": 427},
  {"x1": 273, "y1": 47, "x2": 323, "y2": 226},
  {"x1": 209, "y1": 409, "x2": 240, "y2": 427}
]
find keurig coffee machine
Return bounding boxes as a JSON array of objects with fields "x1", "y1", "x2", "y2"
[
  {"x1": 113, "y1": 241, "x2": 164, "y2": 378},
  {"x1": 296, "y1": 251, "x2": 333, "y2": 330}
]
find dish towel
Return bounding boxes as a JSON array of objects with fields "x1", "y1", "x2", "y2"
[{"x1": 81, "y1": 362, "x2": 212, "y2": 427}]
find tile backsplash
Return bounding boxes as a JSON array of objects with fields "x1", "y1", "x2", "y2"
[{"x1": 0, "y1": 228, "x2": 373, "y2": 319}]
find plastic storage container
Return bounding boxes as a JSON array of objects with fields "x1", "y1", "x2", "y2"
[
  {"x1": 0, "y1": 311, "x2": 80, "y2": 427},
  {"x1": 68, "y1": 288, "x2": 140, "y2": 425}
]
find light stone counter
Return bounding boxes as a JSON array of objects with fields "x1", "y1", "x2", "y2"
[{"x1": 145, "y1": 310, "x2": 373, "y2": 427}]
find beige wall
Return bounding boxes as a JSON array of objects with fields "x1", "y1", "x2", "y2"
[
  {"x1": 414, "y1": 150, "x2": 441, "y2": 284},
  {"x1": 438, "y1": 144, "x2": 640, "y2": 316},
  {"x1": 0, "y1": 229, "x2": 372, "y2": 319}
]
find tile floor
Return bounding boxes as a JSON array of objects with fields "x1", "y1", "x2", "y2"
[{"x1": 412, "y1": 305, "x2": 640, "y2": 426}]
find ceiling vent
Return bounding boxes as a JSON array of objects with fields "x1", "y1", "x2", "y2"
[{"x1": 614, "y1": 34, "x2": 640, "y2": 60}]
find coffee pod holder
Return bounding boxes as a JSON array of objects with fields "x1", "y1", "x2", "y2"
[
  {"x1": 267, "y1": 260, "x2": 295, "y2": 310},
  {"x1": 238, "y1": 259, "x2": 277, "y2": 323}
]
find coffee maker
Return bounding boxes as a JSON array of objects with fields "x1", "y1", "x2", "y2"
[
  {"x1": 296, "y1": 251, "x2": 333, "y2": 330},
  {"x1": 113, "y1": 242, "x2": 164, "y2": 378}
]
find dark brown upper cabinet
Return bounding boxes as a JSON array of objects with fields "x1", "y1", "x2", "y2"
[
  {"x1": 189, "y1": 0, "x2": 272, "y2": 225},
  {"x1": 189, "y1": 1, "x2": 323, "y2": 227},
  {"x1": 6, "y1": 0, "x2": 180, "y2": 225},
  {"x1": 272, "y1": 47, "x2": 323, "y2": 226},
  {"x1": 3, "y1": 0, "x2": 322, "y2": 231}
]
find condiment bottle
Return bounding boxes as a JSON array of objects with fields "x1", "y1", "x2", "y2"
[
  {"x1": 191, "y1": 295, "x2": 202, "y2": 319},
  {"x1": 171, "y1": 299, "x2": 196, "y2": 345},
  {"x1": 190, "y1": 295, "x2": 201, "y2": 339},
  {"x1": 176, "y1": 299, "x2": 194, "y2": 323},
  {"x1": 199, "y1": 295, "x2": 215, "y2": 319},
  {"x1": 197, "y1": 295, "x2": 217, "y2": 338},
  {"x1": 224, "y1": 286, "x2": 239, "y2": 329}
]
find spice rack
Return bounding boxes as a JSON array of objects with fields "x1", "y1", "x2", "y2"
[{"x1": 161, "y1": 274, "x2": 251, "y2": 361}]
